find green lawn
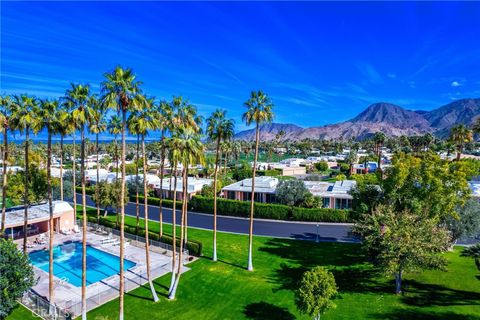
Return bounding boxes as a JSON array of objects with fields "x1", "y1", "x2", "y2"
[{"x1": 8, "y1": 207, "x2": 480, "y2": 320}]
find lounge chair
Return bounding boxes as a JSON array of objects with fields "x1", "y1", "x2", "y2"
[
  {"x1": 61, "y1": 229, "x2": 72, "y2": 235},
  {"x1": 26, "y1": 241, "x2": 35, "y2": 248},
  {"x1": 73, "y1": 225, "x2": 80, "y2": 233}
]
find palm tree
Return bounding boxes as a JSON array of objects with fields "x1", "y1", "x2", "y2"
[
  {"x1": 134, "y1": 96, "x2": 159, "y2": 301},
  {"x1": 373, "y1": 132, "x2": 386, "y2": 168},
  {"x1": 102, "y1": 66, "x2": 143, "y2": 320},
  {"x1": 169, "y1": 127, "x2": 205, "y2": 300},
  {"x1": 55, "y1": 108, "x2": 73, "y2": 201},
  {"x1": 10, "y1": 94, "x2": 40, "y2": 253},
  {"x1": 242, "y1": 90, "x2": 274, "y2": 271},
  {"x1": 206, "y1": 109, "x2": 234, "y2": 261},
  {"x1": 107, "y1": 114, "x2": 122, "y2": 181},
  {"x1": 449, "y1": 124, "x2": 473, "y2": 161},
  {"x1": 127, "y1": 111, "x2": 142, "y2": 234},
  {"x1": 473, "y1": 117, "x2": 480, "y2": 137},
  {"x1": 65, "y1": 83, "x2": 91, "y2": 320},
  {"x1": 0, "y1": 95, "x2": 12, "y2": 234},
  {"x1": 88, "y1": 97, "x2": 107, "y2": 224},
  {"x1": 156, "y1": 100, "x2": 172, "y2": 238},
  {"x1": 38, "y1": 99, "x2": 59, "y2": 307}
]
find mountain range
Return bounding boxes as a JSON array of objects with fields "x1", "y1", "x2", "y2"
[{"x1": 234, "y1": 98, "x2": 480, "y2": 141}]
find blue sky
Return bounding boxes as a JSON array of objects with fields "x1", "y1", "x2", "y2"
[{"x1": 1, "y1": 1, "x2": 480, "y2": 133}]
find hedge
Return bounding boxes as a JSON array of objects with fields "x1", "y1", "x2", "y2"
[
  {"x1": 130, "y1": 195, "x2": 183, "y2": 210},
  {"x1": 76, "y1": 186, "x2": 95, "y2": 195},
  {"x1": 86, "y1": 215, "x2": 202, "y2": 256},
  {"x1": 291, "y1": 207, "x2": 350, "y2": 223},
  {"x1": 189, "y1": 195, "x2": 351, "y2": 223}
]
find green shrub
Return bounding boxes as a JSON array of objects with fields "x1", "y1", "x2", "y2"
[
  {"x1": 257, "y1": 169, "x2": 281, "y2": 177},
  {"x1": 131, "y1": 195, "x2": 183, "y2": 209},
  {"x1": 291, "y1": 207, "x2": 350, "y2": 223},
  {"x1": 76, "y1": 186, "x2": 95, "y2": 195}
]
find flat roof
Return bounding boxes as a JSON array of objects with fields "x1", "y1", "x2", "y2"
[{"x1": 4, "y1": 201, "x2": 74, "y2": 228}]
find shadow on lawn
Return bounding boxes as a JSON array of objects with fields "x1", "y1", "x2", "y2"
[
  {"x1": 243, "y1": 302, "x2": 295, "y2": 320},
  {"x1": 369, "y1": 309, "x2": 480, "y2": 320},
  {"x1": 400, "y1": 280, "x2": 480, "y2": 307}
]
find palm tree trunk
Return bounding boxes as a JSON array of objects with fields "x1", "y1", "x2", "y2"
[
  {"x1": 22, "y1": 129, "x2": 29, "y2": 253},
  {"x1": 135, "y1": 134, "x2": 140, "y2": 235},
  {"x1": 247, "y1": 123, "x2": 260, "y2": 271},
  {"x1": 169, "y1": 166, "x2": 187, "y2": 300},
  {"x1": 47, "y1": 129, "x2": 55, "y2": 309},
  {"x1": 184, "y1": 166, "x2": 189, "y2": 246},
  {"x1": 1, "y1": 126, "x2": 8, "y2": 233},
  {"x1": 158, "y1": 130, "x2": 165, "y2": 238},
  {"x1": 96, "y1": 133, "x2": 100, "y2": 224},
  {"x1": 81, "y1": 124, "x2": 88, "y2": 320},
  {"x1": 119, "y1": 109, "x2": 127, "y2": 320},
  {"x1": 73, "y1": 131, "x2": 77, "y2": 219},
  {"x1": 143, "y1": 135, "x2": 159, "y2": 302},
  {"x1": 168, "y1": 161, "x2": 178, "y2": 293},
  {"x1": 212, "y1": 136, "x2": 221, "y2": 261},
  {"x1": 60, "y1": 135, "x2": 64, "y2": 201},
  {"x1": 115, "y1": 135, "x2": 120, "y2": 227}
]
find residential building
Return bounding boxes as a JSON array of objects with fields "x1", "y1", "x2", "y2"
[
  {"x1": 469, "y1": 181, "x2": 480, "y2": 200},
  {"x1": 222, "y1": 176, "x2": 278, "y2": 203},
  {"x1": 3, "y1": 201, "x2": 75, "y2": 240},
  {"x1": 350, "y1": 161, "x2": 378, "y2": 174},
  {"x1": 154, "y1": 177, "x2": 213, "y2": 200},
  {"x1": 222, "y1": 177, "x2": 356, "y2": 209}
]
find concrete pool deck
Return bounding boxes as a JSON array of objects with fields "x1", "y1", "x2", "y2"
[{"x1": 23, "y1": 231, "x2": 190, "y2": 317}]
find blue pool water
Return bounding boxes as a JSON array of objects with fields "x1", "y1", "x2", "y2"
[{"x1": 29, "y1": 242, "x2": 136, "y2": 287}]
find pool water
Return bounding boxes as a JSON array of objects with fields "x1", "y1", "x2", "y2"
[{"x1": 29, "y1": 242, "x2": 136, "y2": 287}]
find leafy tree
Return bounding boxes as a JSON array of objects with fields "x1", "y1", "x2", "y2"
[
  {"x1": 449, "y1": 124, "x2": 473, "y2": 161},
  {"x1": 350, "y1": 185, "x2": 382, "y2": 220},
  {"x1": 350, "y1": 173, "x2": 379, "y2": 187},
  {"x1": 276, "y1": 179, "x2": 310, "y2": 206},
  {"x1": 354, "y1": 204, "x2": 450, "y2": 294},
  {"x1": 295, "y1": 266, "x2": 337, "y2": 320},
  {"x1": 91, "y1": 181, "x2": 127, "y2": 217},
  {"x1": 445, "y1": 199, "x2": 480, "y2": 243},
  {"x1": 232, "y1": 161, "x2": 253, "y2": 181},
  {"x1": 314, "y1": 161, "x2": 328, "y2": 172},
  {"x1": 0, "y1": 238, "x2": 35, "y2": 318},
  {"x1": 382, "y1": 152, "x2": 470, "y2": 221},
  {"x1": 6, "y1": 166, "x2": 47, "y2": 206},
  {"x1": 335, "y1": 173, "x2": 346, "y2": 181},
  {"x1": 462, "y1": 244, "x2": 480, "y2": 271}
]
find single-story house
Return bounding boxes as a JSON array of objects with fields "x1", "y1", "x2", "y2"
[
  {"x1": 350, "y1": 161, "x2": 378, "y2": 175},
  {"x1": 154, "y1": 177, "x2": 213, "y2": 200},
  {"x1": 222, "y1": 176, "x2": 278, "y2": 203},
  {"x1": 222, "y1": 177, "x2": 357, "y2": 209},
  {"x1": 3, "y1": 201, "x2": 75, "y2": 240}
]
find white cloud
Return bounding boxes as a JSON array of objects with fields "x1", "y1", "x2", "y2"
[
  {"x1": 451, "y1": 81, "x2": 462, "y2": 87},
  {"x1": 387, "y1": 73, "x2": 397, "y2": 79}
]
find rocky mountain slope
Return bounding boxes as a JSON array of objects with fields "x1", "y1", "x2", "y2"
[{"x1": 234, "y1": 98, "x2": 480, "y2": 141}]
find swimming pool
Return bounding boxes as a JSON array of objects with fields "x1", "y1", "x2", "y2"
[{"x1": 29, "y1": 242, "x2": 136, "y2": 287}]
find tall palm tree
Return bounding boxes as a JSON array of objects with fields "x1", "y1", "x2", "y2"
[
  {"x1": 38, "y1": 99, "x2": 59, "y2": 307},
  {"x1": 55, "y1": 108, "x2": 73, "y2": 201},
  {"x1": 206, "y1": 109, "x2": 234, "y2": 261},
  {"x1": 449, "y1": 124, "x2": 473, "y2": 161},
  {"x1": 102, "y1": 66, "x2": 143, "y2": 320},
  {"x1": 135, "y1": 97, "x2": 160, "y2": 301},
  {"x1": 108, "y1": 114, "x2": 122, "y2": 181},
  {"x1": 65, "y1": 83, "x2": 91, "y2": 320},
  {"x1": 473, "y1": 117, "x2": 480, "y2": 137},
  {"x1": 88, "y1": 97, "x2": 107, "y2": 224},
  {"x1": 169, "y1": 127, "x2": 205, "y2": 300},
  {"x1": 0, "y1": 95, "x2": 12, "y2": 234},
  {"x1": 373, "y1": 132, "x2": 386, "y2": 168},
  {"x1": 127, "y1": 111, "x2": 142, "y2": 234},
  {"x1": 10, "y1": 94, "x2": 40, "y2": 253},
  {"x1": 156, "y1": 100, "x2": 172, "y2": 238},
  {"x1": 242, "y1": 90, "x2": 274, "y2": 271}
]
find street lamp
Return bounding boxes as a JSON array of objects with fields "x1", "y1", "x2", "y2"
[{"x1": 316, "y1": 223, "x2": 319, "y2": 243}]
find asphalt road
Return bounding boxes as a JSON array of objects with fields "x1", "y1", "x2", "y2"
[
  {"x1": 73, "y1": 194, "x2": 359, "y2": 243},
  {"x1": 73, "y1": 194, "x2": 479, "y2": 245}
]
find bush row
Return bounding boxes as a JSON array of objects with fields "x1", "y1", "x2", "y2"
[
  {"x1": 76, "y1": 186, "x2": 95, "y2": 195},
  {"x1": 86, "y1": 215, "x2": 202, "y2": 256},
  {"x1": 189, "y1": 195, "x2": 351, "y2": 223},
  {"x1": 130, "y1": 195, "x2": 183, "y2": 210}
]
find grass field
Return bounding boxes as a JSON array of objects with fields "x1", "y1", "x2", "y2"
[{"x1": 7, "y1": 207, "x2": 480, "y2": 320}]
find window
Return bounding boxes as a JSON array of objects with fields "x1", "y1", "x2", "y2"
[{"x1": 322, "y1": 197, "x2": 330, "y2": 208}]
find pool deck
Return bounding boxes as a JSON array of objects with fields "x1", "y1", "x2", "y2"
[{"x1": 24, "y1": 231, "x2": 190, "y2": 317}]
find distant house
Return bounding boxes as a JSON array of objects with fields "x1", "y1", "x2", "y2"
[
  {"x1": 126, "y1": 174, "x2": 162, "y2": 189},
  {"x1": 154, "y1": 177, "x2": 213, "y2": 200},
  {"x1": 222, "y1": 177, "x2": 356, "y2": 209},
  {"x1": 351, "y1": 161, "x2": 378, "y2": 175}
]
